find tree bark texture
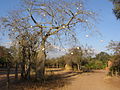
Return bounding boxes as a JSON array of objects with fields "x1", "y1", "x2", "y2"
[
  {"x1": 36, "y1": 40, "x2": 46, "y2": 80},
  {"x1": 15, "y1": 63, "x2": 18, "y2": 80},
  {"x1": 21, "y1": 62, "x2": 25, "y2": 79},
  {"x1": 25, "y1": 63, "x2": 31, "y2": 80},
  {"x1": 21, "y1": 47, "x2": 26, "y2": 79},
  {"x1": 77, "y1": 64, "x2": 80, "y2": 71}
]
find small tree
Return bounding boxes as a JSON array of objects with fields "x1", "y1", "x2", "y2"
[
  {"x1": 95, "y1": 52, "x2": 110, "y2": 64},
  {"x1": 68, "y1": 47, "x2": 83, "y2": 70},
  {"x1": 107, "y1": 40, "x2": 120, "y2": 76}
]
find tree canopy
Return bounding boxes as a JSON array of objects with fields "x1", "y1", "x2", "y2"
[{"x1": 110, "y1": 0, "x2": 120, "y2": 19}]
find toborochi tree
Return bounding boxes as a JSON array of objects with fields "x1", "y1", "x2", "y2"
[
  {"x1": 0, "y1": 0, "x2": 96, "y2": 80},
  {"x1": 9, "y1": 31, "x2": 39, "y2": 80}
]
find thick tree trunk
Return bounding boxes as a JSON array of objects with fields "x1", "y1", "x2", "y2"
[
  {"x1": 27, "y1": 64, "x2": 31, "y2": 80},
  {"x1": 21, "y1": 47, "x2": 26, "y2": 79},
  {"x1": 21, "y1": 62, "x2": 25, "y2": 79},
  {"x1": 36, "y1": 40, "x2": 46, "y2": 80},
  {"x1": 25, "y1": 63, "x2": 31, "y2": 80},
  {"x1": 15, "y1": 62, "x2": 18, "y2": 80},
  {"x1": 25, "y1": 48, "x2": 32, "y2": 80},
  {"x1": 77, "y1": 64, "x2": 80, "y2": 71}
]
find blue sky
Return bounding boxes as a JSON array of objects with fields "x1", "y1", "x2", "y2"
[
  {"x1": 0, "y1": 0, "x2": 120, "y2": 55},
  {"x1": 86, "y1": 0, "x2": 120, "y2": 52}
]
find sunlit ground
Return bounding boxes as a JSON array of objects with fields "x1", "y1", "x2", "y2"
[{"x1": 0, "y1": 68, "x2": 120, "y2": 90}]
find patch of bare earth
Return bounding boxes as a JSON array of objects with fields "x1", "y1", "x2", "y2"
[
  {"x1": 60, "y1": 70, "x2": 120, "y2": 90},
  {"x1": 0, "y1": 69, "x2": 120, "y2": 90},
  {"x1": 0, "y1": 68, "x2": 81, "y2": 90}
]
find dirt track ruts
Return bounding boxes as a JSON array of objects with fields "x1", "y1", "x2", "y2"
[{"x1": 60, "y1": 70, "x2": 120, "y2": 90}]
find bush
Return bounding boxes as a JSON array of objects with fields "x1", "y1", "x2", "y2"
[{"x1": 109, "y1": 55, "x2": 120, "y2": 76}]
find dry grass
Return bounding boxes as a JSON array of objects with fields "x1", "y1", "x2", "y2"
[
  {"x1": 7, "y1": 76, "x2": 70, "y2": 90},
  {"x1": 0, "y1": 68, "x2": 81, "y2": 90}
]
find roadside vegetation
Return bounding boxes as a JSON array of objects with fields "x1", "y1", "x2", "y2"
[{"x1": 107, "y1": 41, "x2": 120, "y2": 76}]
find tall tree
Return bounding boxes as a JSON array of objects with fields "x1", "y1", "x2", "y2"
[
  {"x1": 95, "y1": 52, "x2": 110, "y2": 63},
  {"x1": 107, "y1": 40, "x2": 120, "y2": 55},
  {"x1": 0, "y1": 0, "x2": 96, "y2": 80}
]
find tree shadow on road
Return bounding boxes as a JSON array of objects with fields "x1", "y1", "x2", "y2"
[{"x1": 1, "y1": 70, "x2": 82, "y2": 90}]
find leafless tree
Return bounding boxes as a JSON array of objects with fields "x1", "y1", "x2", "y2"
[
  {"x1": 0, "y1": 0, "x2": 96, "y2": 80},
  {"x1": 107, "y1": 40, "x2": 120, "y2": 55}
]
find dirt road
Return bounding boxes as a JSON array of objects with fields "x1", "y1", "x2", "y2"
[
  {"x1": 0, "y1": 69, "x2": 120, "y2": 90},
  {"x1": 61, "y1": 70, "x2": 120, "y2": 90}
]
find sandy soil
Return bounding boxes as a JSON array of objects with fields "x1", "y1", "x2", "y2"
[
  {"x1": 60, "y1": 70, "x2": 120, "y2": 90},
  {"x1": 0, "y1": 69, "x2": 120, "y2": 90}
]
